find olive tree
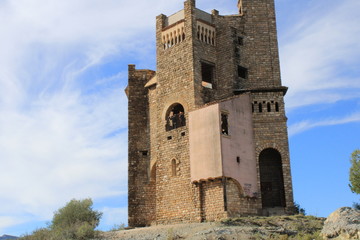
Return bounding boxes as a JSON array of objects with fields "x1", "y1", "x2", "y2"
[{"x1": 20, "y1": 198, "x2": 102, "y2": 240}]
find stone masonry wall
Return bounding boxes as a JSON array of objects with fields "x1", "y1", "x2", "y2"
[
  {"x1": 152, "y1": 0, "x2": 202, "y2": 224},
  {"x1": 128, "y1": 65, "x2": 156, "y2": 227},
  {"x1": 226, "y1": 179, "x2": 261, "y2": 217},
  {"x1": 128, "y1": 0, "x2": 294, "y2": 226},
  {"x1": 200, "y1": 180, "x2": 227, "y2": 221},
  {"x1": 251, "y1": 91, "x2": 294, "y2": 211}
]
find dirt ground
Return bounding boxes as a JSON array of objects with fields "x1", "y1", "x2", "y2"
[{"x1": 100, "y1": 215, "x2": 325, "y2": 240}]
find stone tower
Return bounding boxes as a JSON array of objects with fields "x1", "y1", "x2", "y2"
[{"x1": 126, "y1": 0, "x2": 294, "y2": 227}]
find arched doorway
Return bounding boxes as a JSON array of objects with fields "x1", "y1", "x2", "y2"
[{"x1": 259, "y1": 148, "x2": 286, "y2": 208}]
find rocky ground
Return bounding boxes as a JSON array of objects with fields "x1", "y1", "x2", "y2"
[{"x1": 100, "y1": 215, "x2": 325, "y2": 240}]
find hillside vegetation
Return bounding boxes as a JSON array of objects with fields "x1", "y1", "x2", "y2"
[{"x1": 102, "y1": 215, "x2": 325, "y2": 240}]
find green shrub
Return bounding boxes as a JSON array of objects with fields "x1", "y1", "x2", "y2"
[
  {"x1": 52, "y1": 198, "x2": 102, "y2": 230},
  {"x1": 353, "y1": 202, "x2": 360, "y2": 210},
  {"x1": 19, "y1": 198, "x2": 102, "y2": 240},
  {"x1": 20, "y1": 228, "x2": 52, "y2": 240},
  {"x1": 293, "y1": 202, "x2": 306, "y2": 215}
]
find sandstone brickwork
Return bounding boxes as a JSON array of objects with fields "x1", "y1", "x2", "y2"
[{"x1": 127, "y1": 0, "x2": 294, "y2": 227}]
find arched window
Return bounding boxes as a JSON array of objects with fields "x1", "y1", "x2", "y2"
[
  {"x1": 267, "y1": 102, "x2": 271, "y2": 112},
  {"x1": 165, "y1": 103, "x2": 186, "y2": 131},
  {"x1": 259, "y1": 148, "x2": 286, "y2": 208}
]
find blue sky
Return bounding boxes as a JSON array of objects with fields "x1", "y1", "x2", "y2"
[{"x1": 0, "y1": 0, "x2": 359, "y2": 237}]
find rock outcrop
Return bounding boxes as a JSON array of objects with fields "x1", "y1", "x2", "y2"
[{"x1": 321, "y1": 207, "x2": 360, "y2": 240}]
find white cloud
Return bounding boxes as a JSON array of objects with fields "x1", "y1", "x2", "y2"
[
  {"x1": 289, "y1": 112, "x2": 360, "y2": 136},
  {"x1": 0, "y1": 217, "x2": 27, "y2": 235},
  {"x1": 0, "y1": 0, "x2": 177, "y2": 233},
  {"x1": 280, "y1": 0, "x2": 360, "y2": 110}
]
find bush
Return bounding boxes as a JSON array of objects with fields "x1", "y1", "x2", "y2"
[
  {"x1": 19, "y1": 198, "x2": 102, "y2": 240},
  {"x1": 353, "y1": 202, "x2": 360, "y2": 210},
  {"x1": 20, "y1": 228, "x2": 52, "y2": 240},
  {"x1": 293, "y1": 202, "x2": 306, "y2": 215},
  {"x1": 52, "y1": 198, "x2": 102, "y2": 229}
]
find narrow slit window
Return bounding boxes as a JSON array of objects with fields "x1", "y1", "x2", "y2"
[
  {"x1": 275, "y1": 102, "x2": 279, "y2": 112},
  {"x1": 259, "y1": 103, "x2": 263, "y2": 113},
  {"x1": 238, "y1": 36, "x2": 244, "y2": 45},
  {"x1": 238, "y1": 65, "x2": 248, "y2": 79},
  {"x1": 267, "y1": 102, "x2": 271, "y2": 112},
  {"x1": 221, "y1": 113, "x2": 229, "y2": 135}
]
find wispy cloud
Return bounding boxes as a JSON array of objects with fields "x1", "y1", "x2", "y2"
[
  {"x1": 289, "y1": 112, "x2": 360, "y2": 136},
  {"x1": 0, "y1": 0, "x2": 187, "y2": 234},
  {"x1": 280, "y1": 0, "x2": 360, "y2": 109}
]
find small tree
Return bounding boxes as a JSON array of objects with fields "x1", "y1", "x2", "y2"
[
  {"x1": 19, "y1": 198, "x2": 102, "y2": 240},
  {"x1": 349, "y1": 149, "x2": 360, "y2": 194},
  {"x1": 51, "y1": 198, "x2": 102, "y2": 239}
]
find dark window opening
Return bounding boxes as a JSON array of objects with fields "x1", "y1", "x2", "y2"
[
  {"x1": 238, "y1": 65, "x2": 248, "y2": 79},
  {"x1": 167, "y1": 136, "x2": 172, "y2": 140},
  {"x1": 252, "y1": 104, "x2": 254, "y2": 113},
  {"x1": 238, "y1": 36, "x2": 244, "y2": 45},
  {"x1": 275, "y1": 102, "x2": 279, "y2": 112},
  {"x1": 259, "y1": 103, "x2": 263, "y2": 113},
  {"x1": 221, "y1": 113, "x2": 229, "y2": 135},
  {"x1": 201, "y1": 62, "x2": 215, "y2": 89},
  {"x1": 166, "y1": 104, "x2": 186, "y2": 131},
  {"x1": 182, "y1": 33, "x2": 185, "y2": 41},
  {"x1": 141, "y1": 151, "x2": 148, "y2": 156},
  {"x1": 181, "y1": 132, "x2": 186, "y2": 136},
  {"x1": 267, "y1": 102, "x2": 271, "y2": 112},
  {"x1": 237, "y1": 156, "x2": 240, "y2": 163}
]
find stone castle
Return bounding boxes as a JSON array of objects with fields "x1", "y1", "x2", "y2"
[{"x1": 126, "y1": 0, "x2": 294, "y2": 227}]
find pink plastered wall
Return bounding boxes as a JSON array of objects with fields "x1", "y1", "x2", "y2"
[
  {"x1": 189, "y1": 104, "x2": 223, "y2": 181},
  {"x1": 219, "y1": 94, "x2": 258, "y2": 197},
  {"x1": 189, "y1": 94, "x2": 258, "y2": 196}
]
